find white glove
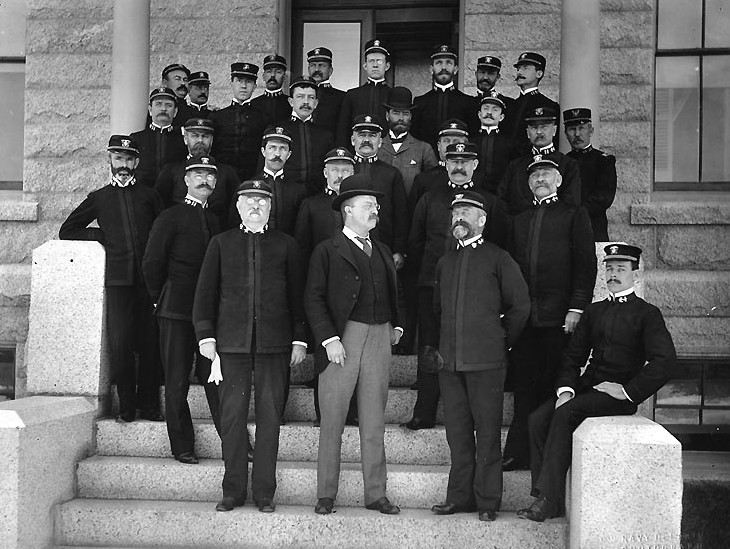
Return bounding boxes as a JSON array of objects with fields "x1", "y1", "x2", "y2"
[{"x1": 208, "y1": 354, "x2": 223, "y2": 385}]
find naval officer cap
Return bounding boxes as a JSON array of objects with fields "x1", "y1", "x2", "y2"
[
  {"x1": 261, "y1": 125, "x2": 293, "y2": 145},
  {"x1": 514, "y1": 52, "x2": 546, "y2": 72},
  {"x1": 324, "y1": 147, "x2": 356, "y2": 165},
  {"x1": 307, "y1": 47, "x2": 333, "y2": 63},
  {"x1": 364, "y1": 39, "x2": 390, "y2": 57},
  {"x1": 563, "y1": 108, "x2": 592, "y2": 126},
  {"x1": 149, "y1": 87, "x2": 177, "y2": 103},
  {"x1": 263, "y1": 54, "x2": 287, "y2": 70},
  {"x1": 431, "y1": 44, "x2": 458, "y2": 61},
  {"x1": 450, "y1": 190, "x2": 487, "y2": 211},
  {"x1": 527, "y1": 154, "x2": 560, "y2": 173},
  {"x1": 236, "y1": 179, "x2": 273, "y2": 197},
  {"x1": 188, "y1": 71, "x2": 210, "y2": 85},
  {"x1": 162, "y1": 63, "x2": 190, "y2": 78},
  {"x1": 107, "y1": 135, "x2": 139, "y2": 156},
  {"x1": 183, "y1": 118, "x2": 215, "y2": 133},
  {"x1": 351, "y1": 114, "x2": 384, "y2": 133},
  {"x1": 524, "y1": 106, "x2": 558, "y2": 124},
  {"x1": 477, "y1": 56, "x2": 502, "y2": 70},
  {"x1": 604, "y1": 244, "x2": 642, "y2": 264},
  {"x1": 289, "y1": 74, "x2": 318, "y2": 93},
  {"x1": 445, "y1": 142, "x2": 478, "y2": 160},
  {"x1": 230, "y1": 62, "x2": 259, "y2": 80},
  {"x1": 185, "y1": 155, "x2": 217, "y2": 172},
  {"x1": 438, "y1": 118, "x2": 469, "y2": 138},
  {"x1": 479, "y1": 91, "x2": 506, "y2": 110}
]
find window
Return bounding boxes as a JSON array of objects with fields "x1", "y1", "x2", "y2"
[
  {"x1": 0, "y1": 0, "x2": 27, "y2": 191},
  {"x1": 655, "y1": 0, "x2": 730, "y2": 190}
]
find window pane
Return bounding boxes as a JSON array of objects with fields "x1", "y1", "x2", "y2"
[
  {"x1": 702, "y1": 56, "x2": 730, "y2": 183},
  {"x1": 655, "y1": 57, "x2": 700, "y2": 184},
  {"x1": 302, "y1": 22, "x2": 362, "y2": 91},
  {"x1": 0, "y1": 0, "x2": 27, "y2": 57},
  {"x1": 0, "y1": 64, "x2": 25, "y2": 186},
  {"x1": 657, "y1": 0, "x2": 702, "y2": 49},
  {"x1": 706, "y1": 0, "x2": 730, "y2": 48}
]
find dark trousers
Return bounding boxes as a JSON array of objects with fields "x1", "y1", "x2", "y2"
[
  {"x1": 396, "y1": 264, "x2": 419, "y2": 354},
  {"x1": 503, "y1": 325, "x2": 568, "y2": 465},
  {"x1": 528, "y1": 390, "x2": 637, "y2": 508},
  {"x1": 410, "y1": 286, "x2": 440, "y2": 423},
  {"x1": 219, "y1": 351, "x2": 288, "y2": 502},
  {"x1": 158, "y1": 318, "x2": 221, "y2": 456},
  {"x1": 439, "y1": 368, "x2": 506, "y2": 513},
  {"x1": 107, "y1": 285, "x2": 161, "y2": 411},
  {"x1": 312, "y1": 346, "x2": 358, "y2": 423}
]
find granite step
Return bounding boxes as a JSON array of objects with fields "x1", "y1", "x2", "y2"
[
  {"x1": 96, "y1": 419, "x2": 512, "y2": 466},
  {"x1": 113, "y1": 384, "x2": 516, "y2": 425},
  {"x1": 55, "y1": 499, "x2": 567, "y2": 549},
  {"x1": 77, "y1": 455, "x2": 534, "y2": 511}
]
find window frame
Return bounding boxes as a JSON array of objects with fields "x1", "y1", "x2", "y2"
[{"x1": 0, "y1": 56, "x2": 25, "y2": 191}]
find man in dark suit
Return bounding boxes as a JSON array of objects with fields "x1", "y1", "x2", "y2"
[
  {"x1": 227, "y1": 125, "x2": 306, "y2": 235},
  {"x1": 377, "y1": 86, "x2": 438, "y2": 197},
  {"x1": 431, "y1": 191, "x2": 530, "y2": 522},
  {"x1": 304, "y1": 174, "x2": 403, "y2": 516},
  {"x1": 175, "y1": 71, "x2": 215, "y2": 122},
  {"x1": 404, "y1": 143, "x2": 511, "y2": 431},
  {"x1": 501, "y1": 52, "x2": 560, "y2": 156},
  {"x1": 518, "y1": 244, "x2": 676, "y2": 521},
  {"x1": 336, "y1": 39, "x2": 392, "y2": 145},
  {"x1": 502, "y1": 157, "x2": 597, "y2": 471},
  {"x1": 473, "y1": 55, "x2": 514, "y2": 126},
  {"x1": 294, "y1": 147, "x2": 357, "y2": 425},
  {"x1": 154, "y1": 117, "x2": 238, "y2": 224},
  {"x1": 564, "y1": 108, "x2": 617, "y2": 242},
  {"x1": 143, "y1": 155, "x2": 223, "y2": 464},
  {"x1": 307, "y1": 47, "x2": 345, "y2": 136},
  {"x1": 409, "y1": 118, "x2": 470, "y2": 211},
  {"x1": 498, "y1": 106, "x2": 582, "y2": 215},
  {"x1": 280, "y1": 75, "x2": 334, "y2": 194},
  {"x1": 132, "y1": 87, "x2": 188, "y2": 187},
  {"x1": 412, "y1": 45, "x2": 477, "y2": 152},
  {"x1": 60, "y1": 135, "x2": 164, "y2": 422},
  {"x1": 148, "y1": 63, "x2": 190, "y2": 127},
  {"x1": 475, "y1": 93, "x2": 516, "y2": 194},
  {"x1": 350, "y1": 114, "x2": 409, "y2": 267},
  {"x1": 210, "y1": 62, "x2": 270, "y2": 181},
  {"x1": 251, "y1": 55, "x2": 291, "y2": 124},
  {"x1": 193, "y1": 179, "x2": 307, "y2": 513}
]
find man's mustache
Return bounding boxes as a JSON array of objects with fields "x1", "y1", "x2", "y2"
[
  {"x1": 368, "y1": 214, "x2": 379, "y2": 221},
  {"x1": 270, "y1": 156, "x2": 283, "y2": 163},
  {"x1": 360, "y1": 141, "x2": 372, "y2": 148},
  {"x1": 451, "y1": 220, "x2": 470, "y2": 239},
  {"x1": 268, "y1": 77, "x2": 279, "y2": 84},
  {"x1": 196, "y1": 182, "x2": 213, "y2": 190},
  {"x1": 438, "y1": 69, "x2": 451, "y2": 75},
  {"x1": 312, "y1": 70, "x2": 323, "y2": 78},
  {"x1": 177, "y1": 85, "x2": 188, "y2": 92},
  {"x1": 113, "y1": 167, "x2": 132, "y2": 175},
  {"x1": 450, "y1": 168, "x2": 467, "y2": 176}
]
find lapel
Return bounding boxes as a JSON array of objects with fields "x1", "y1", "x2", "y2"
[
  {"x1": 396, "y1": 134, "x2": 414, "y2": 155},
  {"x1": 332, "y1": 230, "x2": 359, "y2": 272}
]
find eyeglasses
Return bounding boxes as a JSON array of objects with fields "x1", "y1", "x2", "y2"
[
  {"x1": 243, "y1": 196, "x2": 269, "y2": 206},
  {"x1": 354, "y1": 202, "x2": 380, "y2": 212},
  {"x1": 190, "y1": 172, "x2": 216, "y2": 181}
]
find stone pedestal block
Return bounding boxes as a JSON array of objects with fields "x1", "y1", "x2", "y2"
[
  {"x1": 0, "y1": 396, "x2": 95, "y2": 549},
  {"x1": 570, "y1": 416, "x2": 682, "y2": 549},
  {"x1": 25, "y1": 240, "x2": 109, "y2": 405}
]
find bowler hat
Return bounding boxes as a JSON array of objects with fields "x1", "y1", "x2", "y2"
[{"x1": 332, "y1": 174, "x2": 384, "y2": 211}]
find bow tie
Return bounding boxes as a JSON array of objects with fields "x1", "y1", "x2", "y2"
[{"x1": 390, "y1": 134, "x2": 408, "y2": 144}]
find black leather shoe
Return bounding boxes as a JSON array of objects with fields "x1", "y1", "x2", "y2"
[
  {"x1": 479, "y1": 510, "x2": 497, "y2": 521},
  {"x1": 215, "y1": 496, "x2": 245, "y2": 512},
  {"x1": 314, "y1": 497, "x2": 334, "y2": 514},
  {"x1": 139, "y1": 408, "x2": 164, "y2": 421},
  {"x1": 502, "y1": 456, "x2": 529, "y2": 471},
  {"x1": 256, "y1": 498, "x2": 276, "y2": 513},
  {"x1": 517, "y1": 496, "x2": 558, "y2": 522},
  {"x1": 365, "y1": 496, "x2": 400, "y2": 515},
  {"x1": 174, "y1": 452, "x2": 199, "y2": 464},
  {"x1": 116, "y1": 409, "x2": 136, "y2": 423},
  {"x1": 431, "y1": 502, "x2": 476, "y2": 515},
  {"x1": 401, "y1": 418, "x2": 435, "y2": 431}
]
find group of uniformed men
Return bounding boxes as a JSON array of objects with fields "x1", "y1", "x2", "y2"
[{"x1": 60, "y1": 39, "x2": 676, "y2": 522}]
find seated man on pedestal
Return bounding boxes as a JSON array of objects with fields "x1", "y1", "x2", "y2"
[{"x1": 517, "y1": 244, "x2": 677, "y2": 522}]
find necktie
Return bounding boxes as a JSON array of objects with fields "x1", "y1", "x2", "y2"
[{"x1": 356, "y1": 236, "x2": 372, "y2": 257}]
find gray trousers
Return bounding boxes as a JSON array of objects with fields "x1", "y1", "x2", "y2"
[{"x1": 317, "y1": 321, "x2": 391, "y2": 504}]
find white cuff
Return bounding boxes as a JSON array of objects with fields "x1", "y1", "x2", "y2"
[
  {"x1": 568, "y1": 309, "x2": 583, "y2": 314},
  {"x1": 292, "y1": 341, "x2": 308, "y2": 349},
  {"x1": 557, "y1": 386, "x2": 575, "y2": 398},
  {"x1": 394, "y1": 326, "x2": 404, "y2": 334},
  {"x1": 321, "y1": 336, "x2": 340, "y2": 348},
  {"x1": 199, "y1": 337, "x2": 216, "y2": 350},
  {"x1": 621, "y1": 387, "x2": 634, "y2": 402}
]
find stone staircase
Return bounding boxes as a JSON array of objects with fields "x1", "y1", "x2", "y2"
[{"x1": 52, "y1": 355, "x2": 568, "y2": 548}]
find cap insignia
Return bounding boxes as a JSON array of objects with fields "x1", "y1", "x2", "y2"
[
  {"x1": 455, "y1": 194, "x2": 464, "y2": 199},
  {"x1": 374, "y1": 40, "x2": 380, "y2": 47},
  {"x1": 253, "y1": 181, "x2": 261, "y2": 188},
  {"x1": 315, "y1": 48, "x2": 320, "y2": 54},
  {"x1": 456, "y1": 143, "x2": 465, "y2": 152},
  {"x1": 158, "y1": 87, "x2": 165, "y2": 92},
  {"x1": 535, "y1": 107, "x2": 544, "y2": 116},
  {"x1": 201, "y1": 157, "x2": 209, "y2": 164},
  {"x1": 534, "y1": 155, "x2": 543, "y2": 161},
  {"x1": 520, "y1": 53, "x2": 527, "y2": 60},
  {"x1": 440, "y1": 45, "x2": 448, "y2": 52},
  {"x1": 450, "y1": 123, "x2": 457, "y2": 129},
  {"x1": 198, "y1": 119, "x2": 205, "y2": 125},
  {"x1": 276, "y1": 127, "x2": 284, "y2": 134},
  {"x1": 336, "y1": 149, "x2": 345, "y2": 156},
  {"x1": 572, "y1": 109, "x2": 580, "y2": 117},
  {"x1": 609, "y1": 245, "x2": 619, "y2": 254},
  {"x1": 365, "y1": 115, "x2": 372, "y2": 123},
  {"x1": 485, "y1": 56, "x2": 492, "y2": 63}
]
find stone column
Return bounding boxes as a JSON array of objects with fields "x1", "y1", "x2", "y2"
[
  {"x1": 110, "y1": 0, "x2": 151, "y2": 134},
  {"x1": 559, "y1": 0, "x2": 600, "y2": 152},
  {"x1": 25, "y1": 241, "x2": 109, "y2": 410},
  {"x1": 570, "y1": 416, "x2": 682, "y2": 548}
]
